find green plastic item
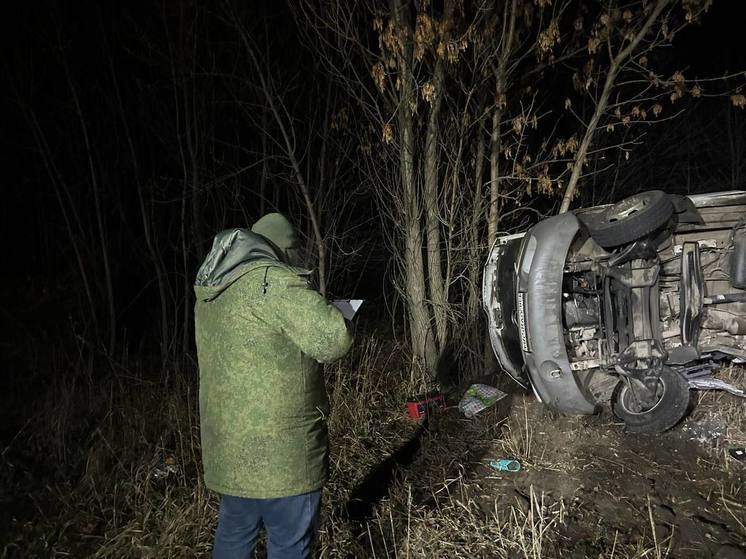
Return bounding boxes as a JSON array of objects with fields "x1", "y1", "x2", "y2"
[{"x1": 489, "y1": 459, "x2": 522, "y2": 472}]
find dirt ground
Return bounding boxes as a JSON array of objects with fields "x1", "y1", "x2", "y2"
[
  {"x1": 385, "y1": 381, "x2": 746, "y2": 559},
  {"x1": 477, "y1": 402, "x2": 744, "y2": 557}
]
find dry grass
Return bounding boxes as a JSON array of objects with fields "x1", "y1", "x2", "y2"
[
  {"x1": 2, "y1": 359, "x2": 217, "y2": 558},
  {"x1": 0, "y1": 333, "x2": 572, "y2": 558},
  {"x1": 2, "y1": 341, "x2": 744, "y2": 558}
]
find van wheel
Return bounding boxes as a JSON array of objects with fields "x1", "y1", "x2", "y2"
[
  {"x1": 587, "y1": 190, "x2": 673, "y2": 248},
  {"x1": 611, "y1": 367, "x2": 690, "y2": 433}
]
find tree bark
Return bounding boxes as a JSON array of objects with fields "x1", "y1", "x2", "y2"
[
  {"x1": 486, "y1": 0, "x2": 517, "y2": 247},
  {"x1": 487, "y1": 105, "x2": 502, "y2": 248},
  {"x1": 394, "y1": 0, "x2": 437, "y2": 374},
  {"x1": 424, "y1": 59, "x2": 448, "y2": 350}
]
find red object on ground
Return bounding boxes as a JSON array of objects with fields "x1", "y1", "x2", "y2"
[{"x1": 406, "y1": 393, "x2": 446, "y2": 419}]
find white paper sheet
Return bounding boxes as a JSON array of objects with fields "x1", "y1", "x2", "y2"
[{"x1": 331, "y1": 299, "x2": 364, "y2": 320}]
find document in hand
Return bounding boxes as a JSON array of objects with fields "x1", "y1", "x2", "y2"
[{"x1": 331, "y1": 299, "x2": 364, "y2": 320}]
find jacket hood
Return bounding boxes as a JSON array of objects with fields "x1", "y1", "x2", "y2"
[
  {"x1": 194, "y1": 228, "x2": 281, "y2": 300},
  {"x1": 251, "y1": 213, "x2": 298, "y2": 250}
]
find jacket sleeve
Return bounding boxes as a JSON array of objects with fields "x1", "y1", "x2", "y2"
[{"x1": 261, "y1": 266, "x2": 353, "y2": 363}]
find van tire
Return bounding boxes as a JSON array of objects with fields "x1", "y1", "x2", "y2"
[
  {"x1": 588, "y1": 191, "x2": 673, "y2": 248},
  {"x1": 611, "y1": 367, "x2": 690, "y2": 433}
]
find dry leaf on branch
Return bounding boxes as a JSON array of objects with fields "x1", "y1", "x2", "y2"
[
  {"x1": 414, "y1": 14, "x2": 435, "y2": 62},
  {"x1": 538, "y1": 19, "x2": 560, "y2": 52},
  {"x1": 371, "y1": 63, "x2": 386, "y2": 93},
  {"x1": 588, "y1": 37, "x2": 601, "y2": 54},
  {"x1": 382, "y1": 123, "x2": 393, "y2": 144},
  {"x1": 421, "y1": 81, "x2": 436, "y2": 104},
  {"x1": 496, "y1": 92, "x2": 507, "y2": 110},
  {"x1": 512, "y1": 115, "x2": 526, "y2": 135}
]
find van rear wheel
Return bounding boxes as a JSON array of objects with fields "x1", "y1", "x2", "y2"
[{"x1": 611, "y1": 367, "x2": 690, "y2": 433}]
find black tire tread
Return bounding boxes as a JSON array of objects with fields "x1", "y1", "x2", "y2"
[
  {"x1": 589, "y1": 191, "x2": 674, "y2": 248},
  {"x1": 611, "y1": 367, "x2": 690, "y2": 433}
]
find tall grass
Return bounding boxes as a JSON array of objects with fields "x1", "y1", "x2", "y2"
[
  {"x1": 4, "y1": 337, "x2": 743, "y2": 557},
  {"x1": 2, "y1": 334, "x2": 571, "y2": 558}
]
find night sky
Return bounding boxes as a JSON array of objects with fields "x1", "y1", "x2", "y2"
[{"x1": 0, "y1": 0, "x2": 743, "y2": 384}]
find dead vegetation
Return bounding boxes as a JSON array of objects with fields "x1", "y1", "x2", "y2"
[{"x1": 2, "y1": 335, "x2": 744, "y2": 558}]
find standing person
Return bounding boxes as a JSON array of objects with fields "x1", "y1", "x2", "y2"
[{"x1": 194, "y1": 213, "x2": 352, "y2": 559}]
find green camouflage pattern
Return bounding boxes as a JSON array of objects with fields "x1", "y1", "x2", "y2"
[{"x1": 194, "y1": 229, "x2": 352, "y2": 498}]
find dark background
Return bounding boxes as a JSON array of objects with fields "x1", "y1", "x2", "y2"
[
  {"x1": 0, "y1": 1, "x2": 742, "y2": 404},
  {"x1": 0, "y1": 0, "x2": 744, "y2": 404},
  {"x1": 0, "y1": 1, "x2": 745, "y2": 555}
]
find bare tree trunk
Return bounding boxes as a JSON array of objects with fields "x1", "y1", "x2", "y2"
[
  {"x1": 180, "y1": 183, "x2": 191, "y2": 362},
  {"x1": 185, "y1": 90, "x2": 203, "y2": 255},
  {"x1": 393, "y1": 0, "x2": 437, "y2": 374},
  {"x1": 259, "y1": 109, "x2": 268, "y2": 215},
  {"x1": 469, "y1": 131, "x2": 486, "y2": 296},
  {"x1": 486, "y1": 0, "x2": 516, "y2": 247},
  {"x1": 402, "y1": 114, "x2": 437, "y2": 374},
  {"x1": 559, "y1": 0, "x2": 670, "y2": 213},
  {"x1": 469, "y1": 123, "x2": 495, "y2": 371},
  {"x1": 314, "y1": 80, "x2": 333, "y2": 279},
  {"x1": 424, "y1": 60, "x2": 448, "y2": 350},
  {"x1": 487, "y1": 105, "x2": 502, "y2": 247},
  {"x1": 165, "y1": 20, "x2": 193, "y2": 363}
]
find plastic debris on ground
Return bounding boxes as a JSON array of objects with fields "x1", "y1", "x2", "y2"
[
  {"x1": 489, "y1": 458, "x2": 521, "y2": 472},
  {"x1": 679, "y1": 417, "x2": 726, "y2": 443},
  {"x1": 152, "y1": 454, "x2": 179, "y2": 480},
  {"x1": 687, "y1": 376, "x2": 746, "y2": 397},
  {"x1": 729, "y1": 448, "x2": 746, "y2": 462},
  {"x1": 459, "y1": 384, "x2": 507, "y2": 418},
  {"x1": 406, "y1": 392, "x2": 446, "y2": 419},
  {"x1": 671, "y1": 411, "x2": 728, "y2": 444}
]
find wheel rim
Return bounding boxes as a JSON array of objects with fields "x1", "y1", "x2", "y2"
[
  {"x1": 619, "y1": 378, "x2": 666, "y2": 415},
  {"x1": 607, "y1": 195, "x2": 649, "y2": 223}
]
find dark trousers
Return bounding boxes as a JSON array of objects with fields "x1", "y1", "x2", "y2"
[{"x1": 212, "y1": 490, "x2": 322, "y2": 559}]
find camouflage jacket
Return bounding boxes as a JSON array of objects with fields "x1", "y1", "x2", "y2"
[{"x1": 194, "y1": 229, "x2": 352, "y2": 498}]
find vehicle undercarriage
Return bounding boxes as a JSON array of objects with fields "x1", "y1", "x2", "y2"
[{"x1": 484, "y1": 190, "x2": 746, "y2": 432}]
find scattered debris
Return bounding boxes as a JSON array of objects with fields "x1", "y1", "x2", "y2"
[
  {"x1": 489, "y1": 458, "x2": 522, "y2": 472},
  {"x1": 152, "y1": 455, "x2": 179, "y2": 480},
  {"x1": 458, "y1": 384, "x2": 507, "y2": 418},
  {"x1": 679, "y1": 417, "x2": 725, "y2": 443},
  {"x1": 688, "y1": 376, "x2": 746, "y2": 397},
  {"x1": 406, "y1": 392, "x2": 446, "y2": 419},
  {"x1": 729, "y1": 448, "x2": 745, "y2": 462}
]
